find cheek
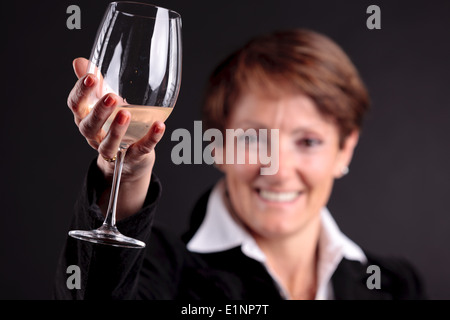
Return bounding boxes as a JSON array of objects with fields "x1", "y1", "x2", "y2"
[
  {"x1": 223, "y1": 163, "x2": 260, "y2": 210},
  {"x1": 224, "y1": 162, "x2": 260, "y2": 189},
  {"x1": 222, "y1": 141, "x2": 262, "y2": 179},
  {"x1": 300, "y1": 154, "x2": 338, "y2": 197}
]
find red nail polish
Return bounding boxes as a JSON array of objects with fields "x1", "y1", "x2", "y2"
[
  {"x1": 103, "y1": 95, "x2": 115, "y2": 107},
  {"x1": 83, "y1": 75, "x2": 95, "y2": 87},
  {"x1": 154, "y1": 123, "x2": 163, "y2": 134}
]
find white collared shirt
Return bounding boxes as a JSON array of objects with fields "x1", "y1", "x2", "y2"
[{"x1": 187, "y1": 179, "x2": 367, "y2": 300}]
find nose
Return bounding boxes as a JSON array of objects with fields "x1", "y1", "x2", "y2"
[{"x1": 260, "y1": 136, "x2": 296, "y2": 182}]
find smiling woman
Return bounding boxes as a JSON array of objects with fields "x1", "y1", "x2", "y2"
[
  {"x1": 55, "y1": 28, "x2": 426, "y2": 300},
  {"x1": 220, "y1": 92, "x2": 355, "y2": 239}
]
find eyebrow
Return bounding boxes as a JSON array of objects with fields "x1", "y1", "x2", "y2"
[
  {"x1": 232, "y1": 121, "x2": 269, "y2": 130},
  {"x1": 291, "y1": 127, "x2": 324, "y2": 136},
  {"x1": 232, "y1": 120, "x2": 324, "y2": 135}
]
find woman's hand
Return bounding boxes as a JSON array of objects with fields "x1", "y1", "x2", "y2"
[{"x1": 67, "y1": 57, "x2": 166, "y2": 220}]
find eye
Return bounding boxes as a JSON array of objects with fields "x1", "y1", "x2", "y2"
[
  {"x1": 297, "y1": 138, "x2": 322, "y2": 148},
  {"x1": 247, "y1": 135, "x2": 258, "y2": 143},
  {"x1": 237, "y1": 134, "x2": 258, "y2": 144}
]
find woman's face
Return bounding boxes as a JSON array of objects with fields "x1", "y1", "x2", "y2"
[{"x1": 219, "y1": 91, "x2": 358, "y2": 240}]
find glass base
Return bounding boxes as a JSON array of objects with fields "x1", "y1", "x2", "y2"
[{"x1": 68, "y1": 224, "x2": 145, "y2": 249}]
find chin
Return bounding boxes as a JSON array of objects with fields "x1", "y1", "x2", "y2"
[
  {"x1": 250, "y1": 212, "x2": 319, "y2": 240},
  {"x1": 252, "y1": 220, "x2": 303, "y2": 240}
]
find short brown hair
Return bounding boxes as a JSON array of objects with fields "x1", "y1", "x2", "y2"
[{"x1": 202, "y1": 29, "x2": 370, "y2": 148}]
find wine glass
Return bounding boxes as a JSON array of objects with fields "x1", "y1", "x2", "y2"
[{"x1": 68, "y1": 2, "x2": 182, "y2": 249}]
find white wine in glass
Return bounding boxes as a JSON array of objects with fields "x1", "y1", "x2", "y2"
[
  {"x1": 68, "y1": 2, "x2": 182, "y2": 248},
  {"x1": 102, "y1": 105, "x2": 173, "y2": 147}
]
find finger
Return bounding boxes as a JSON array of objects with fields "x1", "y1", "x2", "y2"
[
  {"x1": 73, "y1": 57, "x2": 105, "y2": 100},
  {"x1": 98, "y1": 110, "x2": 131, "y2": 160},
  {"x1": 128, "y1": 121, "x2": 166, "y2": 158},
  {"x1": 72, "y1": 57, "x2": 90, "y2": 79},
  {"x1": 78, "y1": 93, "x2": 118, "y2": 149},
  {"x1": 67, "y1": 73, "x2": 97, "y2": 125}
]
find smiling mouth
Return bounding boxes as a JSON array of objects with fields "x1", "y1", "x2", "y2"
[{"x1": 256, "y1": 189, "x2": 302, "y2": 202}]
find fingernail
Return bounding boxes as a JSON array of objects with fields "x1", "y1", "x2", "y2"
[
  {"x1": 117, "y1": 112, "x2": 129, "y2": 125},
  {"x1": 154, "y1": 122, "x2": 163, "y2": 134},
  {"x1": 103, "y1": 95, "x2": 115, "y2": 107},
  {"x1": 83, "y1": 75, "x2": 95, "y2": 87}
]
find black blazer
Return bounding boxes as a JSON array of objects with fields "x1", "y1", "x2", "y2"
[{"x1": 54, "y1": 163, "x2": 426, "y2": 300}]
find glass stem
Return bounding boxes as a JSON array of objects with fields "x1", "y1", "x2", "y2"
[{"x1": 102, "y1": 147, "x2": 127, "y2": 229}]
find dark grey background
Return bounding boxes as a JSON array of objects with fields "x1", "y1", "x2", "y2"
[{"x1": 0, "y1": 0, "x2": 449, "y2": 299}]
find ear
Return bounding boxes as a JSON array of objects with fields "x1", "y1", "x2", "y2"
[{"x1": 334, "y1": 130, "x2": 359, "y2": 179}]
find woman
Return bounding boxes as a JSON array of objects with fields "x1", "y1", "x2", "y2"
[{"x1": 56, "y1": 29, "x2": 425, "y2": 299}]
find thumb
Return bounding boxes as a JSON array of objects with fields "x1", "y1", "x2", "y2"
[{"x1": 72, "y1": 57, "x2": 90, "y2": 79}]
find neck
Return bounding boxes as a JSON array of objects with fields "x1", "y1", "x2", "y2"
[{"x1": 253, "y1": 215, "x2": 322, "y2": 300}]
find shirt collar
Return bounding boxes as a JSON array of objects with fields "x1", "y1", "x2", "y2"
[{"x1": 187, "y1": 178, "x2": 367, "y2": 299}]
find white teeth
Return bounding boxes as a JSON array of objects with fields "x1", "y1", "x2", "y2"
[{"x1": 259, "y1": 190, "x2": 300, "y2": 202}]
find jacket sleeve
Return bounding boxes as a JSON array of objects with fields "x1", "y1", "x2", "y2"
[{"x1": 53, "y1": 159, "x2": 162, "y2": 300}]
